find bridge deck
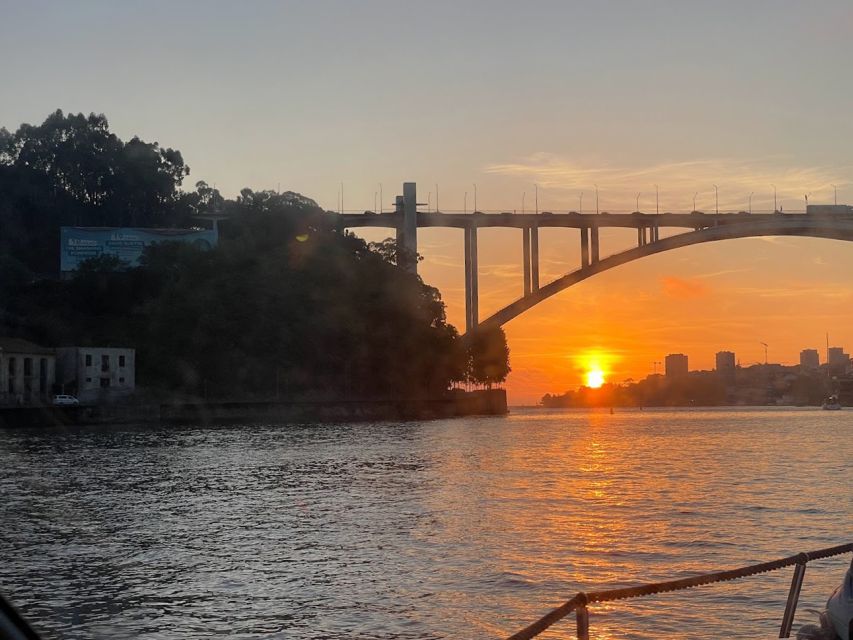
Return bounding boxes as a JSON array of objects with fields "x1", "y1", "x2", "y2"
[{"x1": 337, "y1": 211, "x2": 852, "y2": 230}]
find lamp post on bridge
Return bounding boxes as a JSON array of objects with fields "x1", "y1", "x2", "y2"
[
  {"x1": 473, "y1": 183, "x2": 478, "y2": 213},
  {"x1": 693, "y1": 192, "x2": 698, "y2": 212},
  {"x1": 804, "y1": 193, "x2": 811, "y2": 212},
  {"x1": 579, "y1": 191, "x2": 583, "y2": 214},
  {"x1": 713, "y1": 184, "x2": 719, "y2": 214},
  {"x1": 594, "y1": 184, "x2": 599, "y2": 215},
  {"x1": 636, "y1": 192, "x2": 641, "y2": 213},
  {"x1": 522, "y1": 191, "x2": 526, "y2": 215},
  {"x1": 771, "y1": 184, "x2": 777, "y2": 213},
  {"x1": 655, "y1": 184, "x2": 659, "y2": 215}
]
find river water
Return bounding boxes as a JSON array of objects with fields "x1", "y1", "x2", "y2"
[{"x1": 0, "y1": 408, "x2": 850, "y2": 640}]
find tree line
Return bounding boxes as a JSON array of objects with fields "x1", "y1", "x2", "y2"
[{"x1": 0, "y1": 110, "x2": 509, "y2": 400}]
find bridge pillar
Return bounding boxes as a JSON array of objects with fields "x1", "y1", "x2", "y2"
[
  {"x1": 580, "y1": 227, "x2": 590, "y2": 268},
  {"x1": 464, "y1": 226, "x2": 479, "y2": 332},
  {"x1": 395, "y1": 182, "x2": 418, "y2": 273},
  {"x1": 523, "y1": 227, "x2": 531, "y2": 296},
  {"x1": 531, "y1": 223, "x2": 540, "y2": 291},
  {"x1": 591, "y1": 226, "x2": 600, "y2": 263},
  {"x1": 637, "y1": 226, "x2": 644, "y2": 247}
]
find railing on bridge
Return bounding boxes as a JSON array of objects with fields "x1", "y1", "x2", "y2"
[{"x1": 505, "y1": 542, "x2": 853, "y2": 640}]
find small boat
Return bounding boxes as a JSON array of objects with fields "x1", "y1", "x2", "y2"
[{"x1": 822, "y1": 395, "x2": 842, "y2": 410}]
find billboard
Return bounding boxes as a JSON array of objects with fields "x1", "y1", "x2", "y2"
[{"x1": 60, "y1": 226, "x2": 218, "y2": 273}]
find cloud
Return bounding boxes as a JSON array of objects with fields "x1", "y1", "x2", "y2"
[
  {"x1": 484, "y1": 153, "x2": 850, "y2": 212},
  {"x1": 660, "y1": 276, "x2": 710, "y2": 299}
]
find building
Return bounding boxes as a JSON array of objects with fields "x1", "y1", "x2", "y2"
[
  {"x1": 827, "y1": 347, "x2": 850, "y2": 375},
  {"x1": 0, "y1": 338, "x2": 56, "y2": 406},
  {"x1": 715, "y1": 351, "x2": 736, "y2": 384},
  {"x1": 56, "y1": 347, "x2": 135, "y2": 403},
  {"x1": 799, "y1": 349, "x2": 820, "y2": 370},
  {"x1": 665, "y1": 353, "x2": 689, "y2": 378}
]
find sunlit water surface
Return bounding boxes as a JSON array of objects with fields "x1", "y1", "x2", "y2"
[{"x1": 0, "y1": 408, "x2": 851, "y2": 640}]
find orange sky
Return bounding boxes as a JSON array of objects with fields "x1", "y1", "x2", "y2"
[{"x1": 355, "y1": 224, "x2": 853, "y2": 405}]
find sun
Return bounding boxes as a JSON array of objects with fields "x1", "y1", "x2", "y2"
[{"x1": 586, "y1": 368, "x2": 605, "y2": 388}]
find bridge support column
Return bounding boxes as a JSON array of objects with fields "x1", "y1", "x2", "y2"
[
  {"x1": 464, "y1": 226, "x2": 479, "y2": 332},
  {"x1": 395, "y1": 182, "x2": 418, "y2": 273},
  {"x1": 580, "y1": 227, "x2": 590, "y2": 268},
  {"x1": 653, "y1": 225, "x2": 659, "y2": 242},
  {"x1": 523, "y1": 227, "x2": 531, "y2": 296},
  {"x1": 591, "y1": 226, "x2": 600, "y2": 263},
  {"x1": 531, "y1": 223, "x2": 539, "y2": 291},
  {"x1": 637, "y1": 227, "x2": 644, "y2": 247}
]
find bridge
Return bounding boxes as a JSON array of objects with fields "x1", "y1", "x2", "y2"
[{"x1": 337, "y1": 183, "x2": 853, "y2": 334}]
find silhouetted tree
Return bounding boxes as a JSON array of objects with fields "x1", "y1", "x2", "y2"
[{"x1": 467, "y1": 325, "x2": 511, "y2": 387}]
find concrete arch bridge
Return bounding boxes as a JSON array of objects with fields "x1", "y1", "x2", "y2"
[{"x1": 336, "y1": 183, "x2": 853, "y2": 334}]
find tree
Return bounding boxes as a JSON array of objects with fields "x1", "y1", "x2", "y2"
[
  {"x1": 0, "y1": 110, "x2": 194, "y2": 274},
  {"x1": 467, "y1": 325, "x2": 511, "y2": 387}
]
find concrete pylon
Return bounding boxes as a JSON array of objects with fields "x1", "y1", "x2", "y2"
[
  {"x1": 395, "y1": 182, "x2": 418, "y2": 273},
  {"x1": 464, "y1": 225, "x2": 479, "y2": 332}
]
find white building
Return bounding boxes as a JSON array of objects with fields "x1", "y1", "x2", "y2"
[
  {"x1": 0, "y1": 338, "x2": 56, "y2": 406},
  {"x1": 56, "y1": 347, "x2": 135, "y2": 403}
]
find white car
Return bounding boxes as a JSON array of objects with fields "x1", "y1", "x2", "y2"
[{"x1": 52, "y1": 394, "x2": 79, "y2": 406}]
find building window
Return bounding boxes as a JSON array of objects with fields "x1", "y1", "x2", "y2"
[
  {"x1": 85, "y1": 378, "x2": 92, "y2": 383},
  {"x1": 119, "y1": 377, "x2": 125, "y2": 384},
  {"x1": 8, "y1": 357, "x2": 15, "y2": 376},
  {"x1": 85, "y1": 354, "x2": 92, "y2": 367},
  {"x1": 101, "y1": 355, "x2": 109, "y2": 372},
  {"x1": 100, "y1": 378, "x2": 110, "y2": 388},
  {"x1": 39, "y1": 359, "x2": 47, "y2": 393},
  {"x1": 24, "y1": 358, "x2": 32, "y2": 376},
  {"x1": 119, "y1": 355, "x2": 126, "y2": 367}
]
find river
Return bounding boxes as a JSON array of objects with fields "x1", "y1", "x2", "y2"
[{"x1": 0, "y1": 407, "x2": 850, "y2": 639}]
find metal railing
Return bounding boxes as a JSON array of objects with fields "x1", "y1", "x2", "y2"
[{"x1": 506, "y1": 542, "x2": 853, "y2": 640}]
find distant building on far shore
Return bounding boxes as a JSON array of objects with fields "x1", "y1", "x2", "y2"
[
  {"x1": 799, "y1": 349, "x2": 820, "y2": 370},
  {"x1": 665, "y1": 353, "x2": 688, "y2": 378},
  {"x1": 827, "y1": 347, "x2": 850, "y2": 375},
  {"x1": 715, "y1": 351, "x2": 736, "y2": 384}
]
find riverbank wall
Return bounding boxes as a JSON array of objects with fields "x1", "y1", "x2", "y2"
[{"x1": 0, "y1": 389, "x2": 507, "y2": 427}]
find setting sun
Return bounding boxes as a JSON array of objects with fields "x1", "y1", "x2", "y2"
[
  {"x1": 585, "y1": 368, "x2": 605, "y2": 388},
  {"x1": 574, "y1": 350, "x2": 618, "y2": 390}
]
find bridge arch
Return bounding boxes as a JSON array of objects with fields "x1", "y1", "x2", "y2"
[{"x1": 477, "y1": 218, "x2": 853, "y2": 330}]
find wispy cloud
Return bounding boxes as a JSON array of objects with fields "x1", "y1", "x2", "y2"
[
  {"x1": 484, "y1": 153, "x2": 850, "y2": 212},
  {"x1": 660, "y1": 276, "x2": 710, "y2": 299}
]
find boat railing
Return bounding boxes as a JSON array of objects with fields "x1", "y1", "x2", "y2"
[{"x1": 505, "y1": 542, "x2": 853, "y2": 640}]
